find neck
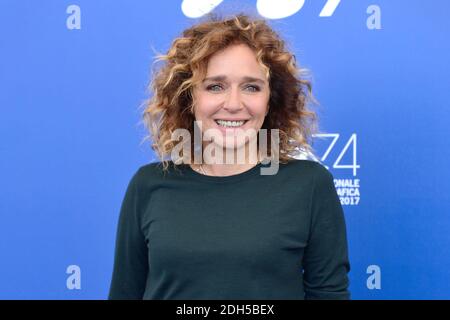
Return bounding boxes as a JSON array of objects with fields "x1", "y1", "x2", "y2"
[{"x1": 197, "y1": 142, "x2": 263, "y2": 177}]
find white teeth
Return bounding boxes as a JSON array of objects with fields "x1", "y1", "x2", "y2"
[{"x1": 215, "y1": 120, "x2": 246, "y2": 127}]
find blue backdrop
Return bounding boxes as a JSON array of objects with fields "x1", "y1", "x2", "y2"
[{"x1": 1, "y1": 0, "x2": 449, "y2": 299}]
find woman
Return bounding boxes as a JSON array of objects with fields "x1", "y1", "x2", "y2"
[{"x1": 108, "y1": 13, "x2": 351, "y2": 300}]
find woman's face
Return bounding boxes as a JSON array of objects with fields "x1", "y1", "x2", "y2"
[{"x1": 192, "y1": 43, "x2": 270, "y2": 154}]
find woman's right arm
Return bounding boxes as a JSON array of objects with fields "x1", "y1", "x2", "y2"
[{"x1": 108, "y1": 167, "x2": 149, "y2": 300}]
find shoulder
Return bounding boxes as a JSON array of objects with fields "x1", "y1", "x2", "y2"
[
  {"x1": 283, "y1": 158, "x2": 332, "y2": 179},
  {"x1": 130, "y1": 161, "x2": 164, "y2": 182},
  {"x1": 136, "y1": 161, "x2": 166, "y2": 177},
  {"x1": 129, "y1": 160, "x2": 181, "y2": 187},
  {"x1": 283, "y1": 159, "x2": 336, "y2": 194}
]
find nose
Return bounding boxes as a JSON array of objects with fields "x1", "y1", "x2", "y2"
[{"x1": 223, "y1": 86, "x2": 243, "y2": 112}]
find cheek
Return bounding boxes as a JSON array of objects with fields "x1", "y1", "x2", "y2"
[
  {"x1": 248, "y1": 98, "x2": 269, "y2": 118},
  {"x1": 194, "y1": 99, "x2": 217, "y2": 118}
]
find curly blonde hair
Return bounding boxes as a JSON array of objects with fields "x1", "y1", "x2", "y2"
[{"x1": 140, "y1": 13, "x2": 320, "y2": 172}]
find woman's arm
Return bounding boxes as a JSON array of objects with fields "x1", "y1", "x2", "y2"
[
  {"x1": 303, "y1": 163, "x2": 351, "y2": 300},
  {"x1": 108, "y1": 168, "x2": 149, "y2": 300}
]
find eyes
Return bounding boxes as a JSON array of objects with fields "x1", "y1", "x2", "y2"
[{"x1": 206, "y1": 83, "x2": 261, "y2": 93}]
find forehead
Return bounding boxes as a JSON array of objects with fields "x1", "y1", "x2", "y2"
[{"x1": 205, "y1": 44, "x2": 266, "y2": 79}]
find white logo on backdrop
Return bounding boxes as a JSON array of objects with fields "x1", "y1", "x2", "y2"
[
  {"x1": 181, "y1": 0, "x2": 381, "y2": 29},
  {"x1": 313, "y1": 133, "x2": 361, "y2": 206},
  {"x1": 181, "y1": 0, "x2": 341, "y2": 19}
]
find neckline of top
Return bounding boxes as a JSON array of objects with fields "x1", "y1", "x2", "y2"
[{"x1": 178, "y1": 160, "x2": 272, "y2": 183}]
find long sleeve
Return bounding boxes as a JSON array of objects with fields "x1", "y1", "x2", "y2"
[
  {"x1": 108, "y1": 168, "x2": 149, "y2": 300},
  {"x1": 303, "y1": 164, "x2": 351, "y2": 299}
]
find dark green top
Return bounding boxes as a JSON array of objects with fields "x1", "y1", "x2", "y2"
[{"x1": 108, "y1": 159, "x2": 351, "y2": 300}]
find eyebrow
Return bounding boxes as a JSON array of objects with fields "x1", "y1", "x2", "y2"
[{"x1": 202, "y1": 75, "x2": 266, "y2": 84}]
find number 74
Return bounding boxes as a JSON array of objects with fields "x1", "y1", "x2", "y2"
[{"x1": 313, "y1": 133, "x2": 360, "y2": 176}]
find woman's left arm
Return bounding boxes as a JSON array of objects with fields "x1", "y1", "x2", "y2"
[{"x1": 302, "y1": 163, "x2": 351, "y2": 300}]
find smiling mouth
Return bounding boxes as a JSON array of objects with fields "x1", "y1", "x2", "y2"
[{"x1": 214, "y1": 119, "x2": 249, "y2": 128}]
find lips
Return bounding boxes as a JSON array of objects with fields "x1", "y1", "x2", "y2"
[
  {"x1": 214, "y1": 119, "x2": 248, "y2": 127},
  {"x1": 213, "y1": 119, "x2": 250, "y2": 133},
  {"x1": 213, "y1": 119, "x2": 250, "y2": 122}
]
